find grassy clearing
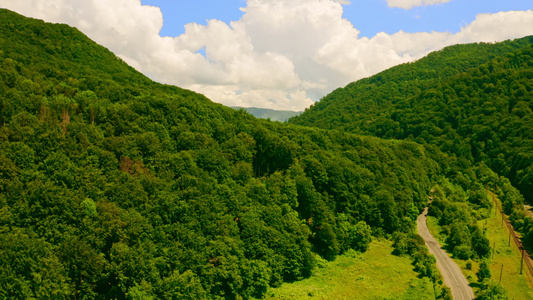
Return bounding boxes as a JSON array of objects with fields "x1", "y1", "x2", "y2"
[
  {"x1": 266, "y1": 239, "x2": 435, "y2": 300},
  {"x1": 426, "y1": 205, "x2": 533, "y2": 300},
  {"x1": 483, "y1": 194, "x2": 533, "y2": 300}
]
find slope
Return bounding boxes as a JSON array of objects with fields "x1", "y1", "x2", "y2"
[
  {"x1": 290, "y1": 37, "x2": 533, "y2": 133},
  {"x1": 0, "y1": 9, "x2": 459, "y2": 299},
  {"x1": 290, "y1": 37, "x2": 533, "y2": 246}
]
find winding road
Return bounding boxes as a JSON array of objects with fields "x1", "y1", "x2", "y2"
[{"x1": 417, "y1": 206, "x2": 475, "y2": 300}]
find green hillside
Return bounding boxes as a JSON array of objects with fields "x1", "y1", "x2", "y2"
[
  {"x1": 0, "y1": 9, "x2": 467, "y2": 299},
  {"x1": 290, "y1": 37, "x2": 533, "y2": 133},
  {"x1": 291, "y1": 36, "x2": 533, "y2": 248}
]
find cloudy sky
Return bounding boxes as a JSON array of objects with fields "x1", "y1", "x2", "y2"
[{"x1": 1, "y1": 0, "x2": 532, "y2": 111}]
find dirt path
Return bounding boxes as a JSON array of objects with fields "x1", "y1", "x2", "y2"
[{"x1": 417, "y1": 206, "x2": 475, "y2": 300}]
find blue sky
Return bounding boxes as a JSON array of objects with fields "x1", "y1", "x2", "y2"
[
  {"x1": 4, "y1": 0, "x2": 532, "y2": 110},
  {"x1": 140, "y1": 0, "x2": 246, "y2": 37},
  {"x1": 346, "y1": 0, "x2": 533, "y2": 36},
  {"x1": 141, "y1": 0, "x2": 532, "y2": 38}
]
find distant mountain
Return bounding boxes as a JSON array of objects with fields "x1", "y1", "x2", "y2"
[{"x1": 232, "y1": 106, "x2": 301, "y2": 122}]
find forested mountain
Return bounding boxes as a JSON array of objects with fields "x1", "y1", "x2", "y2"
[
  {"x1": 291, "y1": 36, "x2": 533, "y2": 134},
  {"x1": 290, "y1": 37, "x2": 533, "y2": 240},
  {"x1": 0, "y1": 9, "x2": 464, "y2": 299}
]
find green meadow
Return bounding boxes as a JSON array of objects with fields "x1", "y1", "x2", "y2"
[
  {"x1": 266, "y1": 239, "x2": 435, "y2": 300},
  {"x1": 484, "y1": 193, "x2": 533, "y2": 300}
]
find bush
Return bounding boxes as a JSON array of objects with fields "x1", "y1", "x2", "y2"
[
  {"x1": 470, "y1": 225, "x2": 491, "y2": 258},
  {"x1": 453, "y1": 245, "x2": 473, "y2": 260},
  {"x1": 476, "y1": 260, "x2": 491, "y2": 283},
  {"x1": 465, "y1": 259, "x2": 473, "y2": 270},
  {"x1": 441, "y1": 285, "x2": 453, "y2": 300},
  {"x1": 476, "y1": 280, "x2": 508, "y2": 300},
  {"x1": 350, "y1": 221, "x2": 372, "y2": 252}
]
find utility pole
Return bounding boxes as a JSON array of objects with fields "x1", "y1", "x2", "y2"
[
  {"x1": 520, "y1": 249, "x2": 524, "y2": 275},
  {"x1": 499, "y1": 264, "x2": 503, "y2": 283}
]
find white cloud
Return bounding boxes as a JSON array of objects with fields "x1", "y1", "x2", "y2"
[
  {"x1": 1, "y1": 1, "x2": 533, "y2": 111},
  {"x1": 387, "y1": 0, "x2": 452, "y2": 10},
  {"x1": 453, "y1": 11, "x2": 533, "y2": 44},
  {"x1": 332, "y1": 0, "x2": 351, "y2": 4}
]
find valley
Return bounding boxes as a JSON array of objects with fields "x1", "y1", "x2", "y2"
[{"x1": 0, "y1": 8, "x2": 532, "y2": 299}]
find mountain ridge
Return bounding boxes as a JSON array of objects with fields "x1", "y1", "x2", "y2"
[{"x1": 291, "y1": 36, "x2": 533, "y2": 130}]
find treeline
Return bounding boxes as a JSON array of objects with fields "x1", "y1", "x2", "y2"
[
  {"x1": 0, "y1": 9, "x2": 456, "y2": 299},
  {"x1": 290, "y1": 36, "x2": 533, "y2": 249}
]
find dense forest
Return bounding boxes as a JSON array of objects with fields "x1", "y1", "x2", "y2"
[
  {"x1": 0, "y1": 9, "x2": 470, "y2": 299},
  {"x1": 1, "y1": 8, "x2": 526, "y2": 299},
  {"x1": 291, "y1": 36, "x2": 533, "y2": 249}
]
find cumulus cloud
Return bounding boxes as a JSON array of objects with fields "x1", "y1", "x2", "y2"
[
  {"x1": 387, "y1": 0, "x2": 452, "y2": 10},
  {"x1": 1, "y1": 0, "x2": 533, "y2": 111}
]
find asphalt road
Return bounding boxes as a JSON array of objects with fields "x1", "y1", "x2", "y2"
[{"x1": 417, "y1": 206, "x2": 475, "y2": 300}]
